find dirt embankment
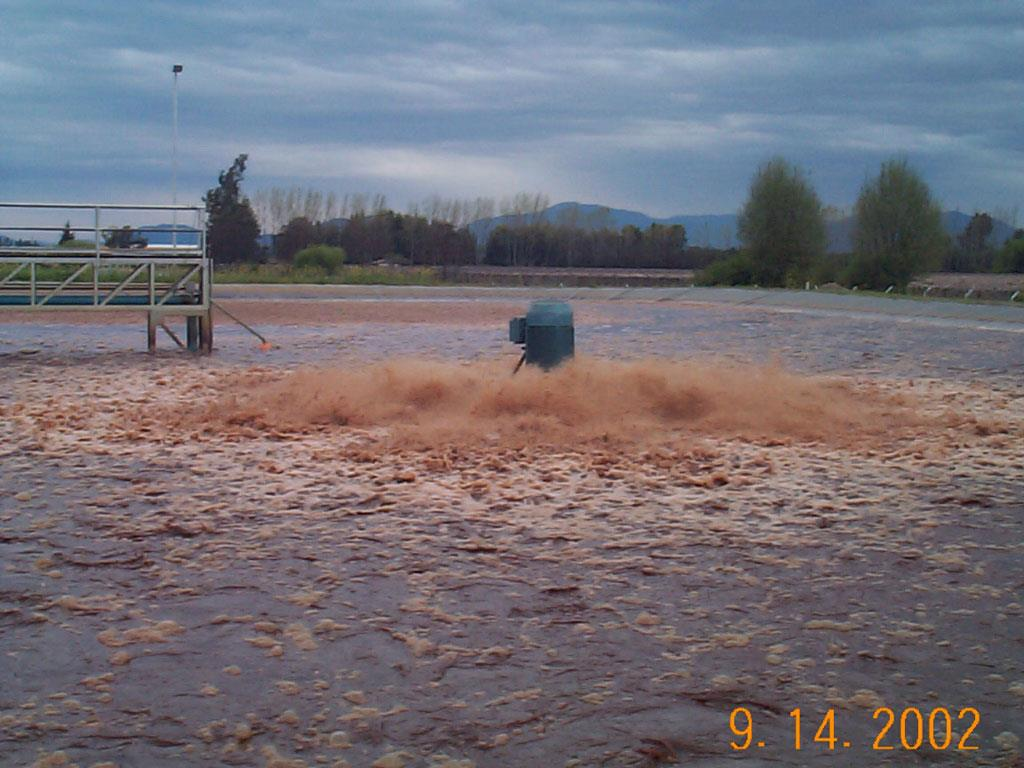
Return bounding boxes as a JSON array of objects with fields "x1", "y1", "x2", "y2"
[{"x1": 910, "y1": 271, "x2": 1024, "y2": 300}]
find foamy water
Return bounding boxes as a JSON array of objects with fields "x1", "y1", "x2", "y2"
[
  {"x1": 197, "y1": 356, "x2": 918, "y2": 448},
  {"x1": 2, "y1": 298, "x2": 1022, "y2": 767}
]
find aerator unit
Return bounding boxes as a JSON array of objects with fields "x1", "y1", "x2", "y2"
[{"x1": 509, "y1": 300, "x2": 575, "y2": 371}]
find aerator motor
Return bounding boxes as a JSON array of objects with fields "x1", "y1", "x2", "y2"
[{"x1": 509, "y1": 300, "x2": 575, "y2": 371}]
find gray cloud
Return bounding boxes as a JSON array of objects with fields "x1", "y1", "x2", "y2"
[{"x1": 1, "y1": 0, "x2": 1021, "y2": 217}]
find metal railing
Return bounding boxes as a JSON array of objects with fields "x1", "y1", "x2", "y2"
[{"x1": 0, "y1": 202, "x2": 210, "y2": 312}]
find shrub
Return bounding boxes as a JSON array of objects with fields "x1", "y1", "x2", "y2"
[
  {"x1": 810, "y1": 252, "x2": 854, "y2": 286},
  {"x1": 293, "y1": 244, "x2": 346, "y2": 273},
  {"x1": 993, "y1": 236, "x2": 1024, "y2": 273},
  {"x1": 695, "y1": 251, "x2": 757, "y2": 286}
]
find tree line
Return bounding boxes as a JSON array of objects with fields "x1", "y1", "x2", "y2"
[
  {"x1": 200, "y1": 154, "x2": 1024, "y2": 281},
  {"x1": 945, "y1": 212, "x2": 1024, "y2": 273},
  {"x1": 483, "y1": 222, "x2": 691, "y2": 269},
  {"x1": 698, "y1": 157, "x2": 1024, "y2": 288},
  {"x1": 270, "y1": 209, "x2": 695, "y2": 270},
  {"x1": 203, "y1": 158, "x2": 696, "y2": 270},
  {"x1": 274, "y1": 211, "x2": 477, "y2": 266},
  {"x1": 249, "y1": 187, "x2": 503, "y2": 236}
]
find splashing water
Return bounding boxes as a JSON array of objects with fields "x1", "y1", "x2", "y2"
[{"x1": 195, "y1": 356, "x2": 917, "y2": 449}]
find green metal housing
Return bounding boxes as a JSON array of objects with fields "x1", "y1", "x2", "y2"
[{"x1": 510, "y1": 300, "x2": 574, "y2": 370}]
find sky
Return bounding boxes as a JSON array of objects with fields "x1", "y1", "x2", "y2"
[{"x1": 2, "y1": 0, "x2": 1023, "y2": 221}]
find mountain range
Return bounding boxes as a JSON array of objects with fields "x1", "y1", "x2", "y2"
[
  {"x1": 136, "y1": 224, "x2": 200, "y2": 246},
  {"x1": 468, "y1": 202, "x2": 1018, "y2": 253}
]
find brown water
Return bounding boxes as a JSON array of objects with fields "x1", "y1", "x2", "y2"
[
  {"x1": 193, "y1": 357, "x2": 919, "y2": 450},
  {"x1": 1, "y1": 298, "x2": 1023, "y2": 768}
]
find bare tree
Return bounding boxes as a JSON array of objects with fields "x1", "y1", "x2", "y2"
[
  {"x1": 470, "y1": 197, "x2": 495, "y2": 223},
  {"x1": 269, "y1": 188, "x2": 287, "y2": 233},
  {"x1": 500, "y1": 192, "x2": 549, "y2": 227},
  {"x1": 249, "y1": 189, "x2": 272, "y2": 233},
  {"x1": 302, "y1": 189, "x2": 323, "y2": 222},
  {"x1": 324, "y1": 191, "x2": 338, "y2": 222}
]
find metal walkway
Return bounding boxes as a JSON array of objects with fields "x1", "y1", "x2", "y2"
[{"x1": 0, "y1": 202, "x2": 213, "y2": 352}]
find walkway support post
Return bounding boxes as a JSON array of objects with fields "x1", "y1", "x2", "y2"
[
  {"x1": 147, "y1": 311, "x2": 157, "y2": 352},
  {"x1": 199, "y1": 309, "x2": 213, "y2": 353},
  {"x1": 186, "y1": 315, "x2": 200, "y2": 352}
]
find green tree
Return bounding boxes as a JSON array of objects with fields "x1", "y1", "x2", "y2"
[
  {"x1": 204, "y1": 154, "x2": 260, "y2": 263},
  {"x1": 993, "y1": 230, "x2": 1024, "y2": 273},
  {"x1": 59, "y1": 221, "x2": 74, "y2": 244},
  {"x1": 948, "y1": 212, "x2": 995, "y2": 272},
  {"x1": 958, "y1": 212, "x2": 993, "y2": 252},
  {"x1": 276, "y1": 216, "x2": 317, "y2": 262},
  {"x1": 737, "y1": 157, "x2": 826, "y2": 286},
  {"x1": 848, "y1": 158, "x2": 947, "y2": 289}
]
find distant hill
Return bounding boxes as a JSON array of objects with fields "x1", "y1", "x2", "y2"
[
  {"x1": 825, "y1": 210, "x2": 1017, "y2": 253},
  {"x1": 136, "y1": 224, "x2": 200, "y2": 247},
  {"x1": 469, "y1": 202, "x2": 1017, "y2": 253},
  {"x1": 942, "y1": 211, "x2": 1016, "y2": 249}
]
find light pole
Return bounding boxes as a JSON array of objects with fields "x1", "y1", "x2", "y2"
[{"x1": 172, "y1": 64, "x2": 183, "y2": 249}]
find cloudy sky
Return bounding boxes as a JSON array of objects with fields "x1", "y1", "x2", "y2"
[{"x1": 3, "y1": 0, "x2": 1023, "y2": 219}]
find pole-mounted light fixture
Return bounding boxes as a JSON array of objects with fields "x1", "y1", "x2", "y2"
[{"x1": 172, "y1": 64, "x2": 183, "y2": 248}]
